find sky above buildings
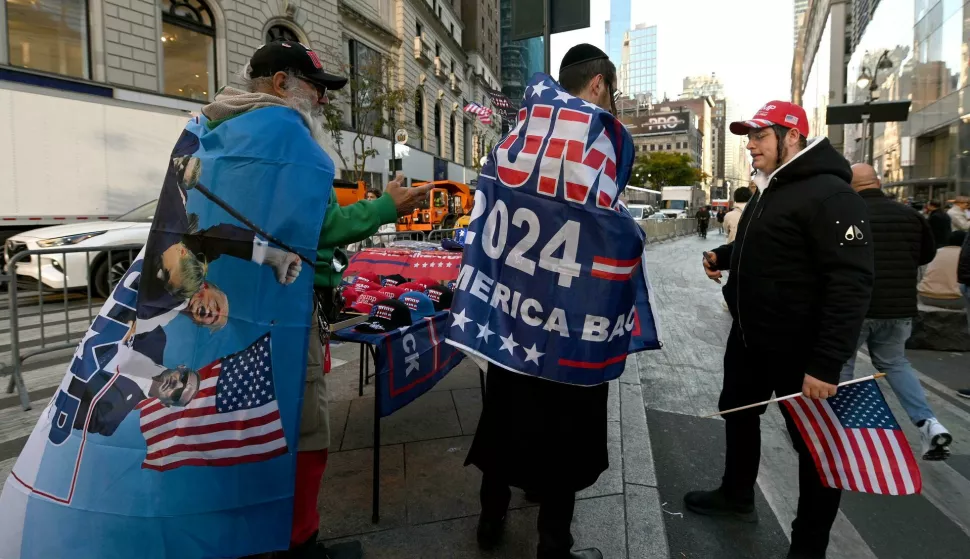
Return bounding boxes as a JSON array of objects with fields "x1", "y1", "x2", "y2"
[{"x1": 549, "y1": 0, "x2": 794, "y2": 118}]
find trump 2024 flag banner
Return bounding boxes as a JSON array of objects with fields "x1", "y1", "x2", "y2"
[
  {"x1": 0, "y1": 106, "x2": 332, "y2": 558},
  {"x1": 446, "y1": 74, "x2": 662, "y2": 386}
]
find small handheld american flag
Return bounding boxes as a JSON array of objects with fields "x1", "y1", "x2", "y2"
[
  {"x1": 137, "y1": 334, "x2": 287, "y2": 471},
  {"x1": 782, "y1": 379, "x2": 921, "y2": 495},
  {"x1": 463, "y1": 102, "x2": 493, "y2": 124}
]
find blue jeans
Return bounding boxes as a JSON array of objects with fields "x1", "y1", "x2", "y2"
[{"x1": 840, "y1": 318, "x2": 934, "y2": 425}]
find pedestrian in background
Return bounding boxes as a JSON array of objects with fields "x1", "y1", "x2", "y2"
[
  {"x1": 948, "y1": 196, "x2": 970, "y2": 231},
  {"x1": 695, "y1": 205, "x2": 711, "y2": 238},
  {"x1": 919, "y1": 231, "x2": 967, "y2": 310},
  {"x1": 957, "y1": 231, "x2": 970, "y2": 399},
  {"x1": 723, "y1": 188, "x2": 751, "y2": 243},
  {"x1": 926, "y1": 200, "x2": 952, "y2": 248},
  {"x1": 716, "y1": 208, "x2": 726, "y2": 235},
  {"x1": 841, "y1": 163, "x2": 952, "y2": 461},
  {"x1": 693, "y1": 101, "x2": 873, "y2": 559}
]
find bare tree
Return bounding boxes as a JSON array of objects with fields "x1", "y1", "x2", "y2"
[{"x1": 320, "y1": 47, "x2": 411, "y2": 183}]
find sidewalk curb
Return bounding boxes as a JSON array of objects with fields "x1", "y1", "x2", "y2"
[{"x1": 618, "y1": 352, "x2": 670, "y2": 558}]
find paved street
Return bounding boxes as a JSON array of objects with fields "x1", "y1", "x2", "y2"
[{"x1": 2, "y1": 234, "x2": 970, "y2": 558}]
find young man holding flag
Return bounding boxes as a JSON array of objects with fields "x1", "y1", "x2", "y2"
[
  {"x1": 692, "y1": 101, "x2": 875, "y2": 559},
  {"x1": 451, "y1": 44, "x2": 656, "y2": 559}
]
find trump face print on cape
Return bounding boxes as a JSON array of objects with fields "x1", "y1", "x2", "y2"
[
  {"x1": 0, "y1": 106, "x2": 331, "y2": 558},
  {"x1": 445, "y1": 73, "x2": 662, "y2": 386}
]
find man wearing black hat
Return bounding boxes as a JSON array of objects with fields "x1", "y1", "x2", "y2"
[
  {"x1": 468, "y1": 43, "x2": 619, "y2": 559},
  {"x1": 206, "y1": 41, "x2": 431, "y2": 559}
]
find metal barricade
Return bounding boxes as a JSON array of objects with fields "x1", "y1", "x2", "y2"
[
  {"x1": 0, "y1": 244, "x2": 142, "y2": 410},
  {"x1": 425, "y1": 228, "x2": 464, "y2": 243},
  {"x1": 637, "y1": 218, "x2": 698, "y2": 243}
]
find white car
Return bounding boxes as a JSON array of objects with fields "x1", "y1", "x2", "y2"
[{"x1": 4, "y1": 200, "x2": 156, "y2": 297}]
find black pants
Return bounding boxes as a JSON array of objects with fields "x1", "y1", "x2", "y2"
[
  {"x1": 698, "y1": 221, "x2": 708, "y2": 237},
  {"x1": 719, "y1": 324, "x2": 841, "y2": 558},
  {"x1": 480, "y1": 474, "x2": 576, "y2": 557}
]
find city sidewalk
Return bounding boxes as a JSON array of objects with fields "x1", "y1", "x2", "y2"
[{"x1": 316, "y1": 342, "x2": 670, "y2": 558}]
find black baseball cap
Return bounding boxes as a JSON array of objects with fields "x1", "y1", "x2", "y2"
[
  {"x1": 249, "y1": 41, "x2": 348, "y2": 91},
  {"x1": 354, "y1": 298, "x2": 414, "y2": 333},
  {"x1": 425, "y1": 285, "x2": 454, "y2": 311}
]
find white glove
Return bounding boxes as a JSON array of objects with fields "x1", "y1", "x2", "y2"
[{"x1": 264, "y1": 247, "x2": 302, "y2": 285}]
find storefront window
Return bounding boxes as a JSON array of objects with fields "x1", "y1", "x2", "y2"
[
  {"x1": 6, "y1": 0, "x2": 88, "y2": 78},
  {"x1": 161, "y1": 0, "x2": 216, "y2": 101}
]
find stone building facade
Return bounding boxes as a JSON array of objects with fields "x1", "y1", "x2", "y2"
[{"x1": 0, "y1": 0, "x2": 501, "y2": 186}]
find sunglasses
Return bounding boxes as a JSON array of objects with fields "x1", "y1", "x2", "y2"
[{"x1": 168, "y1": 368, "x2": 192, "y2": 405}]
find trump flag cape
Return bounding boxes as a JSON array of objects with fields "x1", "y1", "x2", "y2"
[
  {"x1": 0, "y1": 106, "x2": 331, "y2": 558},
  {"x1": 445, "y1": 74, "x2": 662, "y2": 386}
]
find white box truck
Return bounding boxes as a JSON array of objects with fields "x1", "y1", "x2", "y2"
[
  {"x1": 0, "y1": 83, "x2": 191, "y2": 244},
  {"x1": 660, "y1": 186, "x2": 707, "y2": 218}
]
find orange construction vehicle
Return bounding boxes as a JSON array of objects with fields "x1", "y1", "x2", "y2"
[
  {"x1": 333, "y1": 178, "x2": 367, "y2": 206},
  {"x1": 397, "y1": 180, "x2": 474, "y2": 232}
]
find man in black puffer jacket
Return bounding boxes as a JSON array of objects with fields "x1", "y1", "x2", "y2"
[
  {"x1": 840, "y1": 163, "x2": 952, "y2": 460},
  {"x1": 958, "y1": 234, "x2": 970, "y2": 399},
  {"x1": 686, "y1": 101, "x2": 874, "y2": 559}
]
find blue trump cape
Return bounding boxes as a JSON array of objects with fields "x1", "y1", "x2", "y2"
[
  {"x1": 445, "y1": 74, "x2": 662, "y2": 386},
  {"x1": 0, "y1": 107, "x2": 332, "y2": 558}
]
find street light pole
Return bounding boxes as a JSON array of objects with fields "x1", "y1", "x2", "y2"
[{"x1": 857, "y1": 50, "x2": 892, "y2": 165}]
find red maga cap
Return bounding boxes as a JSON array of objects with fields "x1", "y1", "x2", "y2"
[{"x1": 729, "y1": 101, "x2": 809, "y2": 138}]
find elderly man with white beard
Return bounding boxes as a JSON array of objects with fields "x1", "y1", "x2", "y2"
[{"x1": 203, "y1": 41, "x2": 431, "y2": 559}]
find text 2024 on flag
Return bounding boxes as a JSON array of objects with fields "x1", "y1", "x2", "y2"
[
  {"x1": 445, "y1": 74, "x2": 661, "y2": 386},
  {"x1": 782, "y1": 380, "x2": 921, "y2": 495}
]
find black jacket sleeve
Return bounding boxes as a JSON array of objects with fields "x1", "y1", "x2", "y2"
[
  {"x1": 710, "y1": 243, "x2": 733, "y2": 271},
  {"x1": 959, "y1": 231, "x2": 970, "y2": 285},
  {"x1": 806, "y1": 192, "x2": 875, "y2": 384},
  {"x1": 917, "y1": 212, "x2": 938, "y2": 266}
]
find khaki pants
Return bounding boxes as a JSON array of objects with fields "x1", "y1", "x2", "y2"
[{"x1": 298, "y1": 311, "x2": 330, "y2": 452}]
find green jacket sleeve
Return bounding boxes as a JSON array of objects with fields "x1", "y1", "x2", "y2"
[{"x1": 318, "y1": 190, "x2": 398, "y2": 248}]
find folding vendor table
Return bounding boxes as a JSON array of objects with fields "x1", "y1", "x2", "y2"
[
  {"x1": 333, "y1": 246, "x2": 478, "y2": 522},
  {"x1": 332, "y1": 315, "x2": 481, "y2": 523}
]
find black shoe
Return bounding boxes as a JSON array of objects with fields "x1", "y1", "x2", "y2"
[
  {"x1": 683, "y1": 488, "x2": 758, "y2": 523},
  {"x1": 477, "y1": 514, "x2": 506, "y2": 550},
  {"x1": 285, "y1": 539, "x2": 362, "y2": 559},
  {"x1": 957, "y1": 388, "x2": 970, "y2": 399}
]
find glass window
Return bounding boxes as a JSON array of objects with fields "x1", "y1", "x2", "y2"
[
  {"x1": 416, "y1": 21, "x2": 423, "y2": 38},
  {"x1": 449, "y1": 113, "x2": 456, "y2": 161},
  {"x1": 414, "y1": 89, "x2": 425, "y2": 142},
  {"x1": 348, "y1": 39, "x2": 383, "y2": 131},
  {"x1": 161, "y1": 0, "x2": 216, "y2": 100},
  {"x1": 433, "y1": 190, "x2": 446, "y2": 207},
  {"x1": 434, "y1": 103, "x2": 442, "y2": 156},
  {"x1": 6, "y1": 0, "x2": 89, "y2": 78}
]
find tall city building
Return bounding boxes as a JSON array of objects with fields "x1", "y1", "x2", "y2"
[
  {"x1": 605, "y1": 0, "x2": 632, "y2": 67},
  {"x1": 682, "y1": 73, "x2": 725, "y2": 100},
  {"x1": 620, "y1": 24, "x2": 657, "y2": 99},
  {"x1": 462, "y1": 0, "x2": 501, "y2": 80},
  {"x1": 793, "y1": 0, "x2": 809, "y2": 49},
  {"x1": 499, "y1": 0, "x2": 544, "y2": 102}
]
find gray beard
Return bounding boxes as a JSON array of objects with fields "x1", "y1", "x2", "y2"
[{"x1": 283, "y1": 96, "x2": 329, "y2": 148}]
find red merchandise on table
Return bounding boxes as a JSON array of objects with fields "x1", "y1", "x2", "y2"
[{"x1": 346, "y1": 249, "x2": 463, "y2": 281}]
